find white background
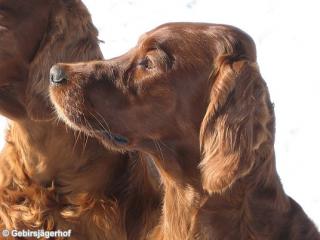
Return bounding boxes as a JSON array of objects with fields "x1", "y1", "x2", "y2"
[{"x1": 0, "y1": 0, "x2": 319, "y2": 227}]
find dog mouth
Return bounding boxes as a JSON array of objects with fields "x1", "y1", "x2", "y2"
[
  {"x1": 62, "y1": 114, "x2": 130, "y2": 147},
  {"x1": 50, "y1": 83, "x2": 129, "y2": 147},
  {"x1": 93, "y1": 129, "x2": 129, "y2": 146}
]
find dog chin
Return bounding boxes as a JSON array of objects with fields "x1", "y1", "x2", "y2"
[{"x1": 51, "y1": 101, "x2": 83, "y2": 132}]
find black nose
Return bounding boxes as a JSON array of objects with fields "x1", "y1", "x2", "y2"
[{"x1": 50, "y1": 65, "x2": 68, "y2": 85}]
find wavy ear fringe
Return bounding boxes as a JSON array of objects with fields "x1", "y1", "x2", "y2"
[{"x1": 199, "y1": 59, "x2": 264, "y2": 194}]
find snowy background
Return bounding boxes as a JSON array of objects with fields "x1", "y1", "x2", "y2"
[{"x1": 0, "y1": 0, "x2": 319, "y2": 226}]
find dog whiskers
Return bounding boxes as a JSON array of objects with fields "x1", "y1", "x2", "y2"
[
  {"x1": 88, "y1": 110, "x2": 112, "y2": 137},
  {"x1": 153, "y1": 140, "x2": 165, "y2": 164}
]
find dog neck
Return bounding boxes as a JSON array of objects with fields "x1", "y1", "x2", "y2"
[
  {"x1": 142, "y1": 136, "x2": 206, "y2": 239},
  {"x1": 143, "y1": 134, "x2": 295, "y2": 239}
]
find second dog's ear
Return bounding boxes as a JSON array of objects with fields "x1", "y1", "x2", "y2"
[
  {"x1": 0, "y1": 90, "x2": 27, "y2": 120},
  {"x1": 26, "y1": 94, "x2": 54, "y2": 121},
  {"x1": 199, "y1": 59, "x2": 264, "y2": 194},
  {"x1": 0, "y1": 58, "x2": 28, "y2": 120}
]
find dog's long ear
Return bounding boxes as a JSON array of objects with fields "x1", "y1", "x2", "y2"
[
  {"x1": 25, "y1": 0, "x2": 103, "y2": 121},
  {"x1": 0, "y1": 56, "x2": 28, "y2": 120},
  {"x1": 199, "y1": 56, "x2": 273, "y2": 194}
]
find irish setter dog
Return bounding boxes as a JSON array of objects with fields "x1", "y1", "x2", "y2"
[
  {"x1": 0, "y1": 1, "x2": 160, "y2": 239},
  {"x1": 50, "y1": 22, "x2": 320, "y2": 239}
]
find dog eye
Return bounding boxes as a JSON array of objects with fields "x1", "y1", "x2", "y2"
[{"x1": 138, "y1": 56, "x2": 153, "y2": 70}]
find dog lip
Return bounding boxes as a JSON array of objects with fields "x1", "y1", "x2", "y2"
[
  {"x1": 113, "y1": 134, "x2": 129, "y2": 145},
  {"x1": 95, "y1": 130, "x2": 129, "y2": 145}
]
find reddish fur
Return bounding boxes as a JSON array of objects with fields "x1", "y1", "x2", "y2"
[
  {"x1": 50, "y1": 23, "x2": 320, "y2": 239},
  {"x1": 0, "y1": 1, "x2": 160, "y2": 239}
]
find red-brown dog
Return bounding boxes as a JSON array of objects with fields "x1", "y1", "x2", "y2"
[
  {"x1": 0, "y1": 1, "x2": 160, "y2": 239},
  {"x1": 49, "y1": 23, "x2": 320, "y2": 239}
]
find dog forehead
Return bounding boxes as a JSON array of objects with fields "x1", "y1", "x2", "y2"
[
  {"x1": 138, "y1": 23, "x2": 198, "y2": 42},
  {"x1": 137, "y1": 27, "x2": 173, "y2": 49},
  {"x1": 137, "y1": 25, "x2": 203, "y2": 52}
]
